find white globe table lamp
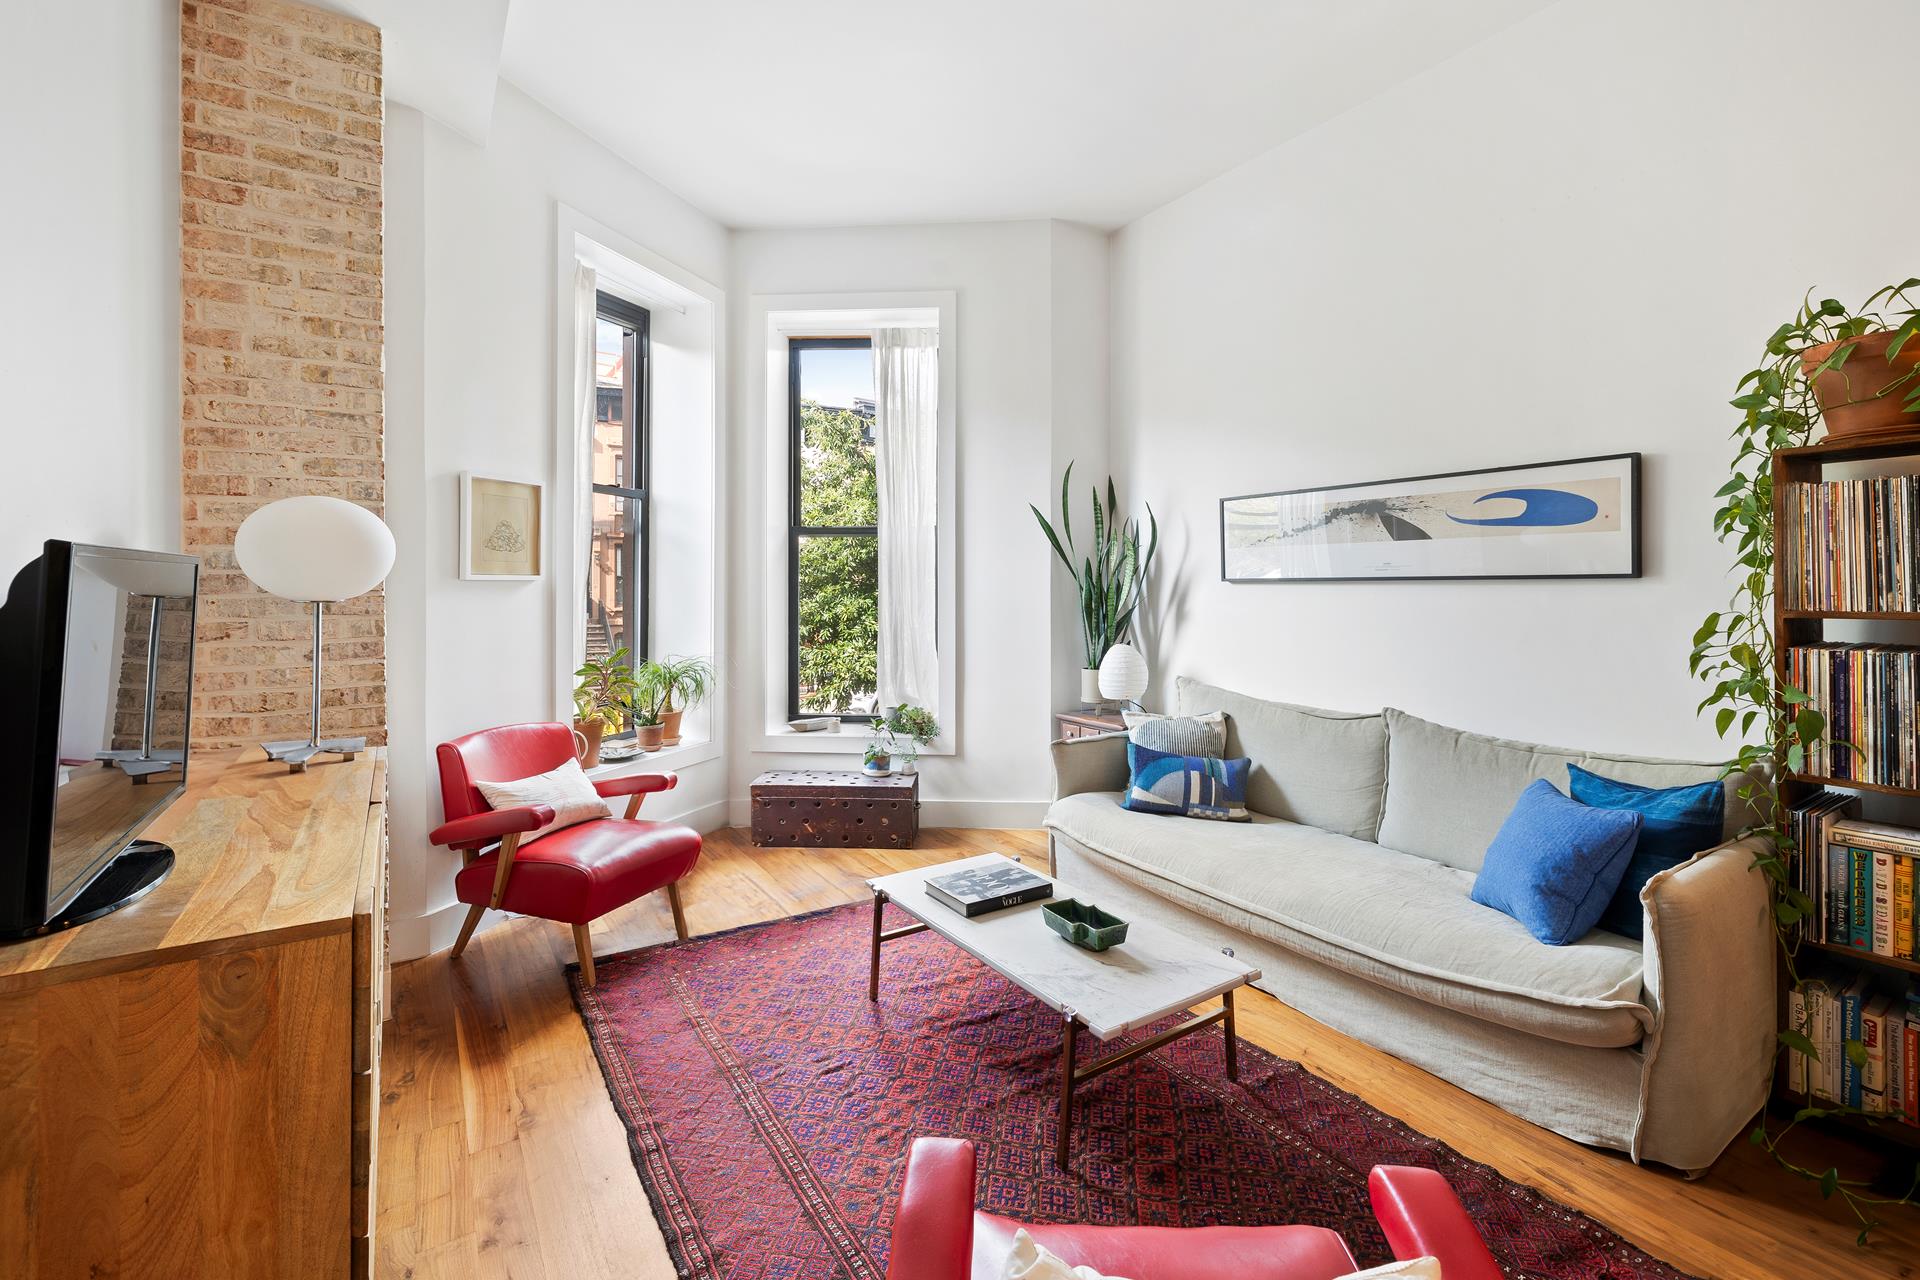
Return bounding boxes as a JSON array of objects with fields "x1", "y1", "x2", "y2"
[
  {"x1": 1098, "y1": 642, "x2": 1149, "y2": 711},
  {"x1": 234, "y1": 496, "x2": 395, "y2": 771}
]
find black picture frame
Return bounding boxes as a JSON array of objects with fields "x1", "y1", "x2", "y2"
[{"x1": 1219, "y1": 451, "x2": 1642, "y2": 583}]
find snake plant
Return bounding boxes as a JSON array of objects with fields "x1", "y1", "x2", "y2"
[{"x1": 1031, "y1": 463, "x2": 1159, "y2": 669}]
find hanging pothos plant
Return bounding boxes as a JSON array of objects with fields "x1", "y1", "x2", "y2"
[{"x1": 1691, "y1": 280, "x2": 1920, "y2": 1242}]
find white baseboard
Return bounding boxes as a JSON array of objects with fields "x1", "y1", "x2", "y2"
[{"x1": 725, "y1": 796, "x2": 1048, "y2": 829}]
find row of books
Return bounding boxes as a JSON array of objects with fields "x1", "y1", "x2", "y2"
[
  {"x1": 1787, "y1": 971, "x2": 1920, "y2": 1123},
  {"x1": 1783, "y1": 644, "x2": 1920, "y2": 788},
  {"x1": 1779, "y1": 476, "x2": 1920, "y2": 613},
  {"x1": 1798, "y1": 812, "x2": 1920, "y2": 959}
]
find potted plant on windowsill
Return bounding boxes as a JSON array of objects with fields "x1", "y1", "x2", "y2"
[
  {"x1": 631, "y1": 658, "x2": 673, "y2": 752},
  {"x1": 656, "y1": 655, "x2": 716, "y2": 748},
  {"x1": 573, "y1": 648, "x2": 638, "y2": 767},
  {"x1": 884, "y1": 704, "x2": 939, "y2": 776},
  {"x1": 1032, "y1": 463, "x2": 1158, "y2": 709}
]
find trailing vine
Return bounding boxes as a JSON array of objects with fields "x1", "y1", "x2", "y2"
[{"x1": 1691, "y1": 280, "x2": 1920, "y2": 1241}]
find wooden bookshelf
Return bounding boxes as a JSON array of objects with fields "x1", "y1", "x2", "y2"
[
  {"x1": 1771, "y1": 426, "x2": 1920, "y2": 1142},
  {"x1": 1803, "y1": 939, "x2": 1920, "y2": 980}
]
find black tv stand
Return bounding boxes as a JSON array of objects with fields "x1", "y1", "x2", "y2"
[{"x1": 1, "y1": 840, "x2": 175, "y2": 940}]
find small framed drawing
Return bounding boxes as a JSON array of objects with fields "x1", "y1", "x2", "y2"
[
  {"x1": 1220, "y1": 452, "x2": 1640, "y2": 582},
  {"x1": 460, "y1": 473, "x2": 543, "y2": 580}
]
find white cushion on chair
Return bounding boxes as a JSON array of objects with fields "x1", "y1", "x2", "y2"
[{"x1": 475, "y1": 757, "x2": 611, "y2": 844}]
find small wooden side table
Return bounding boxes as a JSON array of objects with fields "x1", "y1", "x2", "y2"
[
  {"x1": 749, "y1": 769, "x2": 920, "y2": 848},
  {"x1": 1053, "y1": 710, "x2": 1126, "y2": 741}
]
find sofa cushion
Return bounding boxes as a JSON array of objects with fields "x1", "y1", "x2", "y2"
[
  {"x1": 1175, "y1": 677, "x2": 1387, "y2": 841},
  {"x1": 1045, "y1": 792, "x2": 1649, "y2": 1049},
  {"x1": 1375, "y1": 709, "x2": 1757, "y2": 873}
]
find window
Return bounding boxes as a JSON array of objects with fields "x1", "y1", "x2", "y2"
[
  {"x1": 589, "y1": 292, "x2": 649, "y2": 728},
  {"x1": 789, "y1": 337, "x2": 878, "y2": 720}
]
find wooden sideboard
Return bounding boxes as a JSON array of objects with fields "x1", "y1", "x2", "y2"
[
  {"x1": 1053, "y1": 709, "x2": 1127, "y2": 740},
  {"x1": 0, "y1": 748, "x2": 389, "y2": 1279}
]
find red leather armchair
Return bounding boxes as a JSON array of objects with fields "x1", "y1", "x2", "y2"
[
  {"x1": 885, "y1": 1138, "x2": 1504, "y2": 1280},
  {"x1": 429, "y1": 722, "x2": 702, "y2": 985}
]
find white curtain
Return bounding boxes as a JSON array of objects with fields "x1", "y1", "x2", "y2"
[
  {"x1": 570, "y1": 263, "x2": 598, "y2": 669},
  {"x1": 873, "y1": 327, "x2": 940, "y2": 715}
]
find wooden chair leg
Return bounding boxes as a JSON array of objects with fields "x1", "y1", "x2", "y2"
[
  {"x1": 666, "y1": 879, "x2": 688, "y2": 941},
  {"x1": 450, "y1": 904, "x2": 485, "y2": 959},
  {"x1": 573, "y1": 922, "x2": 597, "y2": 987}
]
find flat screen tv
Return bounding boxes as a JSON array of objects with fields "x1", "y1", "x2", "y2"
[{"x1": 0, "y1": 541, "x2": 198, "y2": 939}]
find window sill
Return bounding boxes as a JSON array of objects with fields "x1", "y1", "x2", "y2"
[
  {"x1": 752, "y1": 722, "x2": 953, "y2": 757},
  {"x1": 585, "y1": 735, "x2": 722, "y2": 779}
]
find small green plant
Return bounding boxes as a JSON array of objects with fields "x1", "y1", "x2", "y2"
[
  {"x1": 885, "y1": 704, "x2": 939, "y2": 746},
  {"x1": 863, "y1": 737, "x2": 893, "y2": 770},
  {"x1": 885, "y1": 704, "x2": 940, "y2": 770},
  {"x1": 658, "y1": 654, "x2": 717, "y2": 713},
  {"x1": 573, "y1": 648, "x2": 638, "y2": 733},
  {"x1": 1691, "y1": 281, "x2": 1920, "y2": 1243},
  {"x1": 1031, "y1": 463, "x2": 1158, "y2": 670},
  {"x1": 630, "y1": 658, "x2": 674, "y2": 728}
]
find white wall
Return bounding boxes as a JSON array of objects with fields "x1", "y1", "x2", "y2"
[
  {"x1": 728, "y1": 221, "x2": 1104, "y2": 824},
  {"x1": 1108, "y1": 0, "x2": 1920, "y2": 760},
  {"x1": 0, "y1": 0, "x2": 177, "y2": 574},
  {"x1": 385, "y1": 83, "x2": 731, "y2": 960},
  {"x1": 1047, "y1": 222, "x2": 1112, "y2": 711}
]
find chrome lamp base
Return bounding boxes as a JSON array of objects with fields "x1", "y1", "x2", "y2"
[
  {"x1": 261, "y1": 736, "x2": 365, "y2": 771},
  {"x1": 256, "y1": 600, "x2": 364, "y2": 773},
  {"x1": 94, "y1": 748, "x2": 187, "y2": 783}
]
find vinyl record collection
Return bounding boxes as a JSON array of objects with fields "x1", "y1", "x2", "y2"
[{"x1": 1779, "y1": 476, "x2": 1920, "y2": 613}]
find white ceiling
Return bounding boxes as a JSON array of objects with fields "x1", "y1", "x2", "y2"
[{"x1": 497, "y1": 0, "x2": 1554, "y2": 230}]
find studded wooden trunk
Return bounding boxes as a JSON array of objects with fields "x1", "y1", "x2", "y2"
[{"x1": 749, "y1": 770, "x2": 920, "y2": 848}]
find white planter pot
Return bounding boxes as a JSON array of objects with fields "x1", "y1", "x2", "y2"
[
  {"x1": 1080, "y1": 667, "x2": 1103, "y2": 706},
  {"x1": 895, "y1": 759, "x2": 918, "y2": 776}
]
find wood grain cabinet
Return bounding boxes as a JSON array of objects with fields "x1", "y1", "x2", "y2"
[
  {"x1": 0, "y1": 749, "x2": 389, "y2": 1279},
  {"x1": 1053, "y1": 710, "x2": 1126, "y2": 740}
]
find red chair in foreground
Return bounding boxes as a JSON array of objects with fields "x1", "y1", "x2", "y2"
[
  {"x1": 429, "y1": 722, "x2": 701, "y2": 985},
  {"x1": 885, "y1": 1138, "x2": 1504, "y2": 1280}
]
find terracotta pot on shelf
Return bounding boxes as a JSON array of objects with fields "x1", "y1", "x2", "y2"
[
  {"x1": 572, "y1": 718, "x2": 605, "y2": 767},
  {"x1": 1802, "y1": 331, "x2": 1920, "y2": 438},
  {"x1": 660, "y1": 707, "x2": 684, "y2": 747},
  {"x1": 634, "y1": 722, "x2": 666, "y2": 752}
]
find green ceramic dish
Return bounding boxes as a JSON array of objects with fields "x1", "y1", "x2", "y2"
[{"x1": 1042, "y1": 898, "x2": 1129, "y2": 952}]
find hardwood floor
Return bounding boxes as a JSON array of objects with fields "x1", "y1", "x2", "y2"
[{"x1": 376, "y1": 827, "x2": 1919, "y2": 1280}]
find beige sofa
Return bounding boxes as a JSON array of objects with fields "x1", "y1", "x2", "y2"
[{"x1": 1044, "y1": 677, "x2": 1775, "y2": 1175}]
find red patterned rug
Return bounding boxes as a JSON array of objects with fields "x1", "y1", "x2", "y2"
[{"x1": 572, "y1": 901, "x2": 1696, "y2": 1280}]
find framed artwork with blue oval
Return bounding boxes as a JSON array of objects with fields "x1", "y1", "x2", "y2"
[{"x1": 1219, "y1": 452, "x2": 1640, "y2": 582}]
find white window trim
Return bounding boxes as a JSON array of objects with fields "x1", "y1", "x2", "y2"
[
  {"x1": 551, "y1": 203, "x2": 726, "y2": 773},
  {"x1": 754, "y1": 292, "x2": 958, "y2": 757}
]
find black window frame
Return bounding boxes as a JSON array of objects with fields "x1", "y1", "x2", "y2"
[
  {"x1": 592, "y1": 292, "x2": 650, "y2": 736},
  {"x1": 789, "y1": 336, "x2": 877, "y2": 723}
]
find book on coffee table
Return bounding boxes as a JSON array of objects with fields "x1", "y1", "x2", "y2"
[{"x1": 924, "y1": 861, "x2": 1053, "y2": 917}]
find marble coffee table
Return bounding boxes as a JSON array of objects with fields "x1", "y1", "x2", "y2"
[{"x1": 866, "y1": 852, "x2": 1259, "y2": 1166}]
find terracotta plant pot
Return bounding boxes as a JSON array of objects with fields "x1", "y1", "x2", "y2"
[
  {"x1": 660, "y1": 707, "x2": 684, "y2": 747},
  {"x1": 1802, "y1": 331, "x2": 1920, "y2": 438},
  {"x1": 634, "y1": 723, "x2": 666, "y2": 752},
  {"x1": 572, "y1": 718, "x2": 604, "y2": 767}
]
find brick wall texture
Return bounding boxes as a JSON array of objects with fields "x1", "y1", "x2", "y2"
[{"x1": 179, "y1": 0, "x2": 386, "y2": 750}]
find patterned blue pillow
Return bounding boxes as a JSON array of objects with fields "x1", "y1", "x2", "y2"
[{"x1": 1123, "y1": 742, "x2": 1252, "y2": 822}]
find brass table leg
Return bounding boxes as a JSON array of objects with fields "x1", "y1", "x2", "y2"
[{"x1": 1057, "y1": 1010, "x2": 1079, "y2": 1169}]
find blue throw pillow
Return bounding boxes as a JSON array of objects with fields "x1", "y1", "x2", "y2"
[
  {"x1": 1566, "y1": 764, "x2": 1725, "y2": 940},
  {"x1": 1124, "y1": 742, "x2": 1252, "y2": 822},
  {"x1": 1470, "y1": 779, "x2": 1642, "y2": 946}
]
